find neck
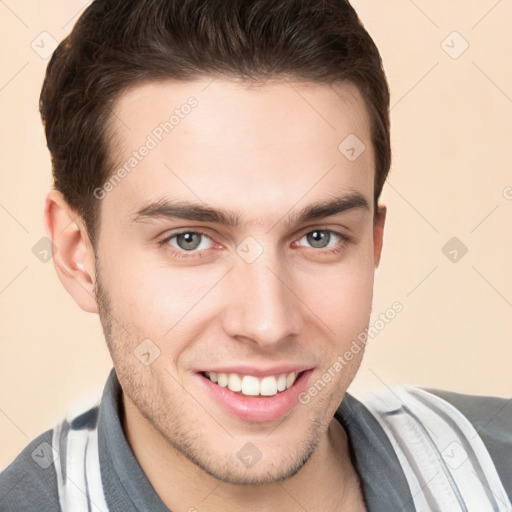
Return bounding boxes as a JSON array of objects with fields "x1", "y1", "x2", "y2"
[{"x1": 122, "y1": 394, "x2": 365, "y2": 511}]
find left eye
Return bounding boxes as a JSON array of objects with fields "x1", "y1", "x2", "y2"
[
  {"x1": 298, "y1": 230, "x2": 341, "y2": 249},
  {"x1": 167, "y1": 232, "x2": 214, "y2": 251}
]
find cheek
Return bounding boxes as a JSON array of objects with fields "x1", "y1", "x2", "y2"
[
  {"x1": 111, "y1": 262, "x2": 225, "y2": 344},
  {"x1": 300, "y1": 257, "x2": 374, "y2": 336}
]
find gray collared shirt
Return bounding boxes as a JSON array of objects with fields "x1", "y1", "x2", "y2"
[{"x1": 1, "y1": 368, "x2": 511, "y2": 511}]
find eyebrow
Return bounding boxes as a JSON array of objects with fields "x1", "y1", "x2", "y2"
[
  {"x1": 287, "y1": 192, "x2": 369, "y2": 225},
  {"x1": 129, "y1": 191, "x2": 370, "y2": 228}
]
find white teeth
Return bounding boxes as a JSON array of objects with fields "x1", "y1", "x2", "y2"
[
  {"x1": 228, "y1": 373, "x2": 242, "y2": 392},
  {"x1": 217, "y1": 373, "x2": 228, "y2": 388},
  {"x1": 242, "y1": 375, "x2": 260, "y2": 396},
  {"x1": 277, "y1": 374, "x2": 287, "y2": 392},
  {"x1": 286, "y1": 372, "x2": 297, "y2": 389},
  {"x1": 205, "y1": 371, "x2": 299, "y2": 396},
  {"x1": 260, "y1": 376, "x2": 278, "y2": 396}
]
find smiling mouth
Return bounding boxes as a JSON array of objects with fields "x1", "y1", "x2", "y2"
[{"x1": 201, "y1": 371, "x2": 302, "y2": 397}]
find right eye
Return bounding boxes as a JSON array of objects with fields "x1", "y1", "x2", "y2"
[{"x1": 164, "y1": 231, "x2": 215, "y2": 252}]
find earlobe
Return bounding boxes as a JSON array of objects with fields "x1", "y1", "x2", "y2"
[
  {"x1": 373, "y1": 204, "x2": 386, "y2": 268},
  {"x1": 44, "y1": 190, "x2": 99, "y2": 313}
]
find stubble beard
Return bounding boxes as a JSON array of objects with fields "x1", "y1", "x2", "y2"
[{"x1": 93, "y1": 265, "x2": 341, "y2": 486}]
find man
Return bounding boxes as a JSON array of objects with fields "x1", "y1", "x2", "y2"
[{"x1": 0, "y1": 0, "x2": 510, "y2": 511}]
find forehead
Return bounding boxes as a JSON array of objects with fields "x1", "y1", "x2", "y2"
[{"x1": 103, "y1": 78, "x2": 374, "y2": 226}]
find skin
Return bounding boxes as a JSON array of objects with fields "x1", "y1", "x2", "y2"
[{"x1": 45, "y1": 78, "x2": 386, "y2": 511}]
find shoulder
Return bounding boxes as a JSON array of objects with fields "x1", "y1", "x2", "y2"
[
  {"x1": 425, "y1": 388, "x2": 512, "y2": 435},
  {"x1": 0, "y1": 428, "x2": 61, "y2": 512},
  {"x1": 425, "y1": 388, "x2": 512, "y2": 499},
  {"x1": 0, "y1": 404, "x2": 101, "y2": 512},
  {"x1": 424, "y1": 387, "x2": 512, "y2": 448},
  {"x1": 358, "y1": 385, "x2": 512, "y2": 506}
]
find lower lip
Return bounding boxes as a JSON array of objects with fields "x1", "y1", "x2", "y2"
[{"x1": 197, "y1": 370, "x2": 313, "y2": 423}]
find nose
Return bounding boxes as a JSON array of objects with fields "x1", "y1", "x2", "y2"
[{"x1": 220, "y1": 250, "x2": 303, "y2": 348}]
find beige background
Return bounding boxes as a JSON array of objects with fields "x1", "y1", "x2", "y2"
[{"x1": 1, "y1": 0, "x2": 511, "y2": 469}]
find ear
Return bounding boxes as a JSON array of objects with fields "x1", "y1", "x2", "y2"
[
  {"x1": 373, "y1": 204, "x2": 386, "y2": 268},
  {"x1": 44, "y1": 189, "x2": 98, "y2": 313}
]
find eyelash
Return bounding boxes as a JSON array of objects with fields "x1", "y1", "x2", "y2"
[
  {"x1": 158, "y1": 229, "x2": 214, "y2": 260},
  {"x1": 158, "y1": 228, "x2": 353, "y2": 261}
]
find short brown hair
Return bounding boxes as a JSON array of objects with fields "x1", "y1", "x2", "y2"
[{"x1": 40, "y1": 0, "x2": 391, "y2": 248}]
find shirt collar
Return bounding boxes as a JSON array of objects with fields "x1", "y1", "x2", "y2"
[
  {"x1": 97, "y1": 368, "x2": 414, "y2": 511},
  {"x1": 335, "y1": 393, "x2": 415, "y2": 511}
]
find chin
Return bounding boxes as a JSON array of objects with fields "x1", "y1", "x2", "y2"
[
  {"x1": 192, "y1": 451, "x2": 314, "y2": 486},
  {"x1": 165, "y1": 423, "x2": 322, "y2": 486}
]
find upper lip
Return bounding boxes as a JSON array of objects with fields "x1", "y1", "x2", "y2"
[{"x1": 199, "y1": 364, "x2": 313, "y2": 378}]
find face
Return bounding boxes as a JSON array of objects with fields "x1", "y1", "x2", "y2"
[{"x1": 93, "y1": 78, "x2": 384, "y2": 484}]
